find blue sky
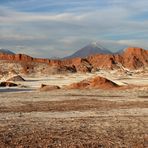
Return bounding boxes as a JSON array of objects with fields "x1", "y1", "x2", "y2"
[{"x1": 0, "y1": 0, "x2": 148, "y2": 58}]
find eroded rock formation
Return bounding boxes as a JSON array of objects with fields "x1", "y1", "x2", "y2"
[{"x1": 0, "y1": 47, "x2": 148, "y2": 74}]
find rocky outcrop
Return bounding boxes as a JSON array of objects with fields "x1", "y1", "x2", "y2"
[
  {"x1": 7, "y1": 75, "x2": 25, "y2": 82},
  {"x1": 39, "y1": 84, "x2": 60, "y2": 91},
  {"x1": 87, "y1": 54, "x2": 122, "y2": 70},
  {"x1": 122, "y1": 47, "x2": 148, "y2": 69},
  {"x1": 0, "y1": 70, "x2": 25, "y2": 82},
  {"x1": 0, "y1": 53, "x2": 61, "y2": 65},
  {"x1": 67, "y1": 76, "x2": 119, "y2": 89},
  {"x1": 0, "y1": 82, "x2": 18, "y2": 87},
  {"x1": 61, "y1": 58, "x2": 93, "y2": 72}
]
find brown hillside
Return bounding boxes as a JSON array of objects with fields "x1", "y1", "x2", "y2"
[{"x1": 67, "y1": 76, "x2": 119, "y2": 89}]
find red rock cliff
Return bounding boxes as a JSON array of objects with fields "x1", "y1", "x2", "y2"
[{"x1": 0, "y1": 47, "x2": 148, "y2": 72}]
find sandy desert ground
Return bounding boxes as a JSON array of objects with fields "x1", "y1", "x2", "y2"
[{"x1": 0, "y1": 71, "x2": 148, "y2": 147}]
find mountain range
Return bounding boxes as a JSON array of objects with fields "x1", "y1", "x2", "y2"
[{"x1": 0, "y1": 42, "x2": 123, "y2": 59}]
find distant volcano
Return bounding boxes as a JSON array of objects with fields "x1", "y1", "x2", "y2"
[{"x1": 64, "y1": 42, "x2": 112, "y2": 59}]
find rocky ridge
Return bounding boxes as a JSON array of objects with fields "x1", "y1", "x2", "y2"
[{"x1": 0, "y1": 47, "x2": 147, "y2": 74}]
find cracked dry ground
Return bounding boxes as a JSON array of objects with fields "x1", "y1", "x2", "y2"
[{"x1": 0, "y1": 89, "x2": 148, "y2": 147}]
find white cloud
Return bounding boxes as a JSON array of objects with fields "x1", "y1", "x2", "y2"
[{"x1": 0, "y1": 34, "x2": 47, "y2": 41}]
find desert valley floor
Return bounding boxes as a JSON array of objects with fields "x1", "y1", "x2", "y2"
[{"x1": 0, "y1": 70, "x2": 148, "y2": 147}]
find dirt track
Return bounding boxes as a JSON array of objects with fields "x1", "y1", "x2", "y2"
[{"x1": 0, "y1": 89, "x2": 148, "y2": 147}]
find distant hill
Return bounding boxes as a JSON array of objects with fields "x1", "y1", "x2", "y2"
[
  {"x1": 64, "y1": 42, "x2": 112, "y2": 59},
  {"x1": 0, "y1": 49, "x2": 15, "y2": 55}
]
